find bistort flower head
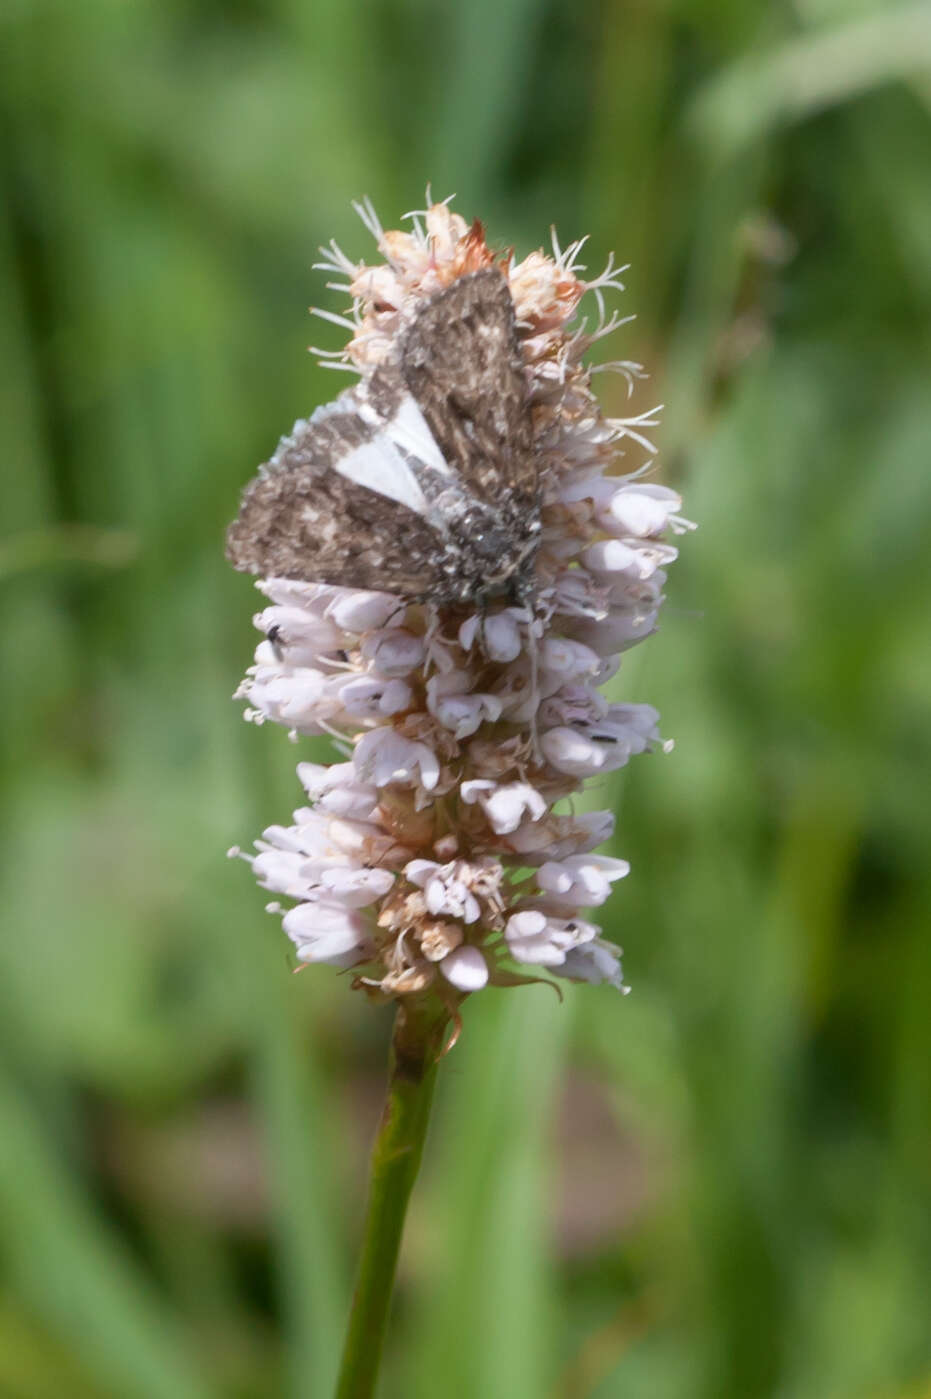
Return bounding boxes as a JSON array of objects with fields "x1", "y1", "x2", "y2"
[{"x1": 228, "y1": 195, "x2": 693, "y2": 1005}]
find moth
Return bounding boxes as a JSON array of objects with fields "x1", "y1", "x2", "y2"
[{"x1": 226, "y1": 268, "x2": 542, "y2": 609}]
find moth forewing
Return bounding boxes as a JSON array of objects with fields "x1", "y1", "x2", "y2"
[{"x1": 227, "y1": 266, "x2": 542, "y2": 607}]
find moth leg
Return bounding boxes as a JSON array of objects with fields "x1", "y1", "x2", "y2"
[{"x1": 422, "y1": 603, "x2": 444, "y2": 676}]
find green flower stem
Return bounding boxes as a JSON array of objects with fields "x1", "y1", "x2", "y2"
[{"x1": 334, "y1": 997, "x2": 450, "y2": 1399}]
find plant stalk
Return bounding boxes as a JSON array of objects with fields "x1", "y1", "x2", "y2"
[{"x1": 333, "y1": 997, "x2": 449, "y2": 1399}]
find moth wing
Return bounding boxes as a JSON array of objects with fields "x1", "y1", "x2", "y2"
[
  {"x1": 399, "y1": 267, "x2": 536, "y2": 505},
  {"x1": 226, "y1": 376, "x2": 452, "y2": 595}
]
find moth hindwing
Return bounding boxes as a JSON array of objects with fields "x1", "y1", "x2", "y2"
[{"x1": 226, "y1": 267, "x2": 541, "y2": 605}]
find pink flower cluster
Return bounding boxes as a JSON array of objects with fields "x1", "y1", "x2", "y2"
[{"x1": 230, "y1": 199, "x2": 692, "y2": 1001}]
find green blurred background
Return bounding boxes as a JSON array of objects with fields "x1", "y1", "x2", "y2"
[{"x1": 2, "y1": 1, "x2": 930, "y2": 1396}]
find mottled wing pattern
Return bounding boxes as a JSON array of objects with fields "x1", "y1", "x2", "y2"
[
  {"x1": 225, "y1": 372, "x2": 450, "y2": 594},
  {"x1": 227, "y1": 267, "x2": 537, "y2": 600},
  {"x1": 399, "y1": 267, "x2": 536, "y2": 506}
]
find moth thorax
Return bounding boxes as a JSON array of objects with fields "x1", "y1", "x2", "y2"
[{"x1": 470, "y1": 522, "x2": 521, "y2": 564}]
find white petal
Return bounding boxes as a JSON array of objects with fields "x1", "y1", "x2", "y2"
[
  {"x1": 425, "y1": 876, "x2": 480, "y2": 924},
  {"x1": 567, "y1": 607, "x2": 658, "y2": 655},
  {"x1": 603, "y1": 484, "x2": 682, "y2": 537},
  {"x1": 430, "y1": 691, "x2": 502, "y2": 739},
  {"x1": 504, "y1": 910, "x2": 598, "y2": 966},
  {"x1": 481, "y1": 611, "x2": 525, "y2": 662},
  {"x1": 503, "y1": 809, "x2": 615, "y2": 861},
  {"x1": 458, "y1": 615, "x2": 482, "y2": 651},
  {"x1": 337, "y1": 675, "x2": 413, "y2": 718},
  {"x1": 460, "y1": 779, "x2": 495, "y2": 803},
  {"x1": 253, "y1": 605, "x2": 344, "y2": 662},
  {"x1": 403, "y1": 859, "x2": 440, "y2": 887},
  {"x1": 317, "y1": 783, "x2": 380, "y2": 821},
  {"x1": 282, "y1": 902, "x2": 369, "y2": 964},
  {"x1": 540, "y1": 637, "x2": 601, "y2": 679},
  {"x1": 297, "y1": 761, "x2": 356, "y2": 799},
  {"x1": 251, "y1": 849, "x2": 310, "y2": 898},
  {"x1": 536, "y1": 855, "x2": 630, "y2": 907},
  {"x1": 555, "y1": 940, "x2": 628, "y2": 991},
  {"x1": 439, "y1": 945, "x2": 488, "y2": 992},
  {"x1": 540, "y1": 726, "x2": 610, "y2": 776},
  {"x1": 319, "y1": 866, "x2": 395, "y2": 907},
  {"x1": 360, "y1": 629, "x2": 425, "y2": 677},
  {"x1": 353, "y1": 729, "x2": 440, "y2": 791},
  {"x1": 581, "y1": 539, "x2": 654, "y2": 580},
  {"x1": 461, "y1": 780, "x2": 547, "y2": 835},
  {"x1": 326, "y1": 590, "x2": 400, "y2": 633}
]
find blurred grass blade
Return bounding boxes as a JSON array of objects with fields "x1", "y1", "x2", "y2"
[
  {"x1": 0, "y1": 526, "x2": 139, "y2": 582},
  {"x1": 0, "y1": 1068, "x2": 214, "y2": 1399},
  {"x1": 689, "y1": 2, "x2": 931, "y2": 163},
  {"x1": 427, "y1": 0, "x2": 544, "y2": 195},
  {"x1": 249, "y1": 970, "x2": 349, "y2": 1399}
]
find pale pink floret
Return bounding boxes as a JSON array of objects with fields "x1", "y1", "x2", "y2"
[
  {"x1": 283, "y1": 902, "x2": 374, "y2": 967},
  {"x1": 536, "y1": 855, "x2": 631, "y2": 907},
  {"x1": 460, "y1": 780, "x2": 548, "y2": 835},
  {"x1": 439, "y1": 945, "x2": 489, "y2": 992},
  {"x1": 504, "y1": 910, "x2": 599, "y2": 966},
  {"x1": 353, "y1": 729, "x2": 440, "y2": 792}
]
